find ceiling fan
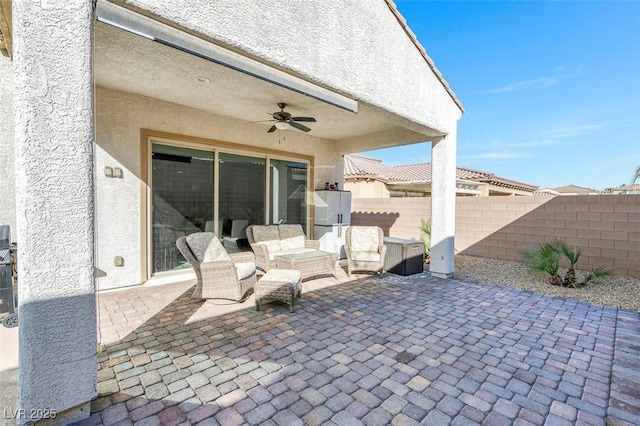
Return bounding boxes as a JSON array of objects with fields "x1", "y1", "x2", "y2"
[{"x1": 266, "y1": 103, "x2": 316, "y2": 133}]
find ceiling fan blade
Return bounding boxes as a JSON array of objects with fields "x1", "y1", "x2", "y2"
[
  {"x1": 246, "y1": 119, "x2": 276, "y2": 124},
  {"x1": 290, "y1": 121, "x2": 311, "y2": 132},
  {"x1": 267, "y1": 125, "x2": 277, "y2": 133},
  {"x1": 292, "y1": 117, "x2": 316, "y2": 122}
]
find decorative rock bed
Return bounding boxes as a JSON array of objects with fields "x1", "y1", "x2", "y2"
[{"x1": 453, "y1": 255, "x2": 640, "y2": 312}]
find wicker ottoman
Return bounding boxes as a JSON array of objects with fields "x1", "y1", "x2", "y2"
[{"x1": 255, "y1": 269, "x2": 302, "y2": 312}]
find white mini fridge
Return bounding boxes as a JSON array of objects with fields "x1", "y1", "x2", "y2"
[{"x1": 314, "y1": 190, "x2": 351, "y2": 259}]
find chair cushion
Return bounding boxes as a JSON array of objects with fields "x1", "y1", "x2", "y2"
[
  {"x1": 351, "y1": 251, "x2": 381, "y2": 262},
  {"x1": 350, "y1": 226, "x2": 380, "y2": 253},
  {"x1": 235, "y1": 262, "x2": 256, "y2": 280},
  {"x1": 278, "y1": 224, "x2": 306, "y2": 250},
  {"x1": 252, "y1": 225, "x2": 281, "y2": 252},
  {"x1": 202, "y1": 236, "x2": 232, "y2": 263},
  {"x1": 185, "y1": 232, "x2": 220, "y2": 262}
]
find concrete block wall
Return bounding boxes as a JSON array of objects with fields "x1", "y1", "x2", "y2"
[
  {"x1": 352, "y1": 195, "x2": 640, "y2": 278},
  {"x1": 351, "y1": 197, "x2": 431, "y2": 240}
]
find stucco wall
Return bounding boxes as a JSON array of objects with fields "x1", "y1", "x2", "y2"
[
  {"x1": 0, "y1": 57, "x2": 15, "y2": 235},
  {"x1": 13, "y1": 0, "x2": 97, "y2": 422},
  {"x1": 344, "y1": 180, "x2": 389, "y2": 199},
  {"x1": 113, "y1": 0, "x2": 462, "y2": 135},
  {"x1": 352, "y1": 196, "x2": 640, "y2": 277},
  {"x1": 96, "y1": 86, "x2": 343, "y2": 289}
]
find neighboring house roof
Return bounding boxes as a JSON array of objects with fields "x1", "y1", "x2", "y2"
[
  {"x1": 533, "y1": 188, "x2": 560, "y2": 196},
  {"x1": 344, "y1": 154, "x2": 538, "y2": 193},
  {"x1": 383, "y1": 0, "x2": 464, "y2": 113},
  {"x1": 612, "y1": 183, "x2": 640, "y2": 192},
  {"x1": 551, "y1": 184, "x2": 600, "y2": 194}
]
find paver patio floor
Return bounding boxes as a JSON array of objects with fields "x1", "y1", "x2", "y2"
[{"x1": 83, "y1": 272, "x2": 640, "y2": 426}]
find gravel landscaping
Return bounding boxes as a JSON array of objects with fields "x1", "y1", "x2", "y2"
[{"x1": 454, "y1": 254, "x2": 640, "y2": 312}]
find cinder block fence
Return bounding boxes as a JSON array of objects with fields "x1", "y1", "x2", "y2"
[{"x1": 351, "y1": 195, "x2": 640, "y2": 278}]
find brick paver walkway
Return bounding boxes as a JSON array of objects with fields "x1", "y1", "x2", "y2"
[{"x1": 82, "y1": 273, "x2": 640, "y2": 425}]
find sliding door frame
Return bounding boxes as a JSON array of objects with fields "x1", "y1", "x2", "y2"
[{"x1": 140, "y1": 129, "x2": 314, "y2": 281}]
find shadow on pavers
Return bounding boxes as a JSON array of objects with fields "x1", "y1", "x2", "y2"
[{"x1": 0, "y1": 368, "x2": 18, "y2": 426}]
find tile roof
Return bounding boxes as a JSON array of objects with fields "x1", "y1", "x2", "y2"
[
  {"x1": 613, "y1": 183, "x2": 640, "y2": 191},
  {"x1": 551, "y1": 184, "x2": 600, "y2": 194},
  {"x1": 344, "y1": 154, "x2": 538, "y2": 192}
]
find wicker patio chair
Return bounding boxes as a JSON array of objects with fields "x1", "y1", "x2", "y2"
[
  {"x1": 246, "y1": 224, "x2": 320, "y2": 272},
  {"x1": 345, "y1": 226, "x2": 387, "y2": 276},
  {"x1": 176, "y1": 232, "x2": 256, "y2": 301}
]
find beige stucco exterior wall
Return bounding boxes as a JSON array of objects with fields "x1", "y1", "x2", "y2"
[
  {"x1": 352, "y1": 195, "x2": 640, "y2": 278},
  {"x1": 96, "y1": 86, "x2": 344, "y2": 290},
  {"x1": 344, "y1": 180, "x2": 389, "y2": 199},
  {"x1": 114, "y1": 0, "x2": 462, "y2": 135},
  {"x1": 96, "y1": 0, "x2": 463, "y2": 286},
  {"x1": 13, "y1": 0, "x2": 97, "y2": 423},
  {"x1": 0, "y1": 57, "x2": 15, "y2": 235}
]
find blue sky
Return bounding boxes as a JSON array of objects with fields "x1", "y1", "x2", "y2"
[{"x1": 362, "y1": 0, "x2": 640, "y2": 190}]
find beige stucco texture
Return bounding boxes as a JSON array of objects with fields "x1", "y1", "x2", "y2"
[
  {"x1": 108, "y1": 0, "x2": 462, "y2": 134},
  {"x1": 0, "y1": 50, "x2": 14, "y2": 233},
  {"x1": 95, "y1": 87, "x2": 344, "y2": 290},
  {"x1": 92, "y1": 0, "x2": 463, "y2": 289}
]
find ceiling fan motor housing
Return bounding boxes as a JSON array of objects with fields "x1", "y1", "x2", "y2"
[
  {"x1": 273, "y1": 111, "x2": 292, "y2": 122},
  {"x1": 266, "y1": 103, "x2": 315, "y2": 133}
]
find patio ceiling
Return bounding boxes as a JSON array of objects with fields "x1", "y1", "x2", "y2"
[{"x1": 94, "y1": 20, "x2": 440, "y2": 145}]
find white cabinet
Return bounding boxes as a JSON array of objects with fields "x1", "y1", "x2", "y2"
[
  {"x1": 314, "y1": 191, "x2": 351, "y2": 226},
  {"x1": 314, "y1": 224, "x2": 349, "y2": 259},
  {"x1": 314, "y1": 190, "x2": 351, "y2": 259}
]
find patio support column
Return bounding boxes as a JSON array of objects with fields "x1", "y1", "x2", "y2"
[
  {"x1": 430, "y1": 128, "x2": 457, "y2": 278},
  {"x1": 14, "y1": 1, "x2": 96, "y2": 424}
]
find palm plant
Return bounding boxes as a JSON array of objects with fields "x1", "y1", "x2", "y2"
[
  {"x1": 419, "y1": 218, "x2": 431, "y2": 265},
  {"x1": 554, "y1": 241, "x2": 581, "y2": 287},
  {"x1": 583, "y1": 266, "x2": 611, "y2": 285},
  {"x1": 632, "y1": 165, "x2": 640, "y2": 184},
  {"x1": 523, "y1": 240, "x2": 562, "y2": 286},
  {"x1": 523, "y1": 239, "x2": 610, "y2": 287}
]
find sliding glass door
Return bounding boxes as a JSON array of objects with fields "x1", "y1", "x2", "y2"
[
  {"x1": 150, "y1": 140, "x2": 309, "y2": 275},
  {"x1": 218, "y1": 153, "x2": 266, "y2": 252},
  {"x1": 151, "y1": 144, "x2": 214, "y2": 273},
  {"x1": 270, "y1": 159, "x2": 308, "y2": 228}
]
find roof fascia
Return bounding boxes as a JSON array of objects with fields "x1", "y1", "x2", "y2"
[{"x1": 383, "y1": 0, "x2": 464, "y2": 113}]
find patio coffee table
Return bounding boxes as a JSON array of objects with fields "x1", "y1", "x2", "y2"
[
  {"x1": 274, "y1": 250, "x2": 338, "y2": 281},
  {"x1": 255, "y1": 269, "x2": 302, "y2": 312}
]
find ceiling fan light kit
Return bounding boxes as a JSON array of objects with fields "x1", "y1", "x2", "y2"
[{"x1": 266, "y1": 103, "x2": 317, "y2": 133}]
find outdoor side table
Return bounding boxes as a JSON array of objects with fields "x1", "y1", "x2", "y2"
[
  {"x1": 255, "y1": 269, "x2": 302, "y2": 312},
  {"x1": 383, "y1": 237, "x2": 424, "y2": 275}
]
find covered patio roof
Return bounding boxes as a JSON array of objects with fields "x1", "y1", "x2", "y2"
[{"x1": 94, "y1": 2, "x2": 449, "y2": 152}]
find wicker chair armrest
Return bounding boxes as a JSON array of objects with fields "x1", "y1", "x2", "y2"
[
  {"x1": 305, "y1": 239, "x2": 320, "y2": 250},
  {"x1": 250, "y1": 243, "x2": 270, "y2": 257},
  {"x1": 379, "y1": 244, "x2": 387, "y2": 260},
  {"x1": 230, "y1": 251, "x2": 255, "y2": 263},
  {"x1": 176, "y1": 236, "x2": 199, "y2": 267},
  {"x1": 250, "y1": 243, "x2": 271, "y2": 266},
  {"x1": 200, "y1": 260, "x2": 237, "y2": 279}
]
